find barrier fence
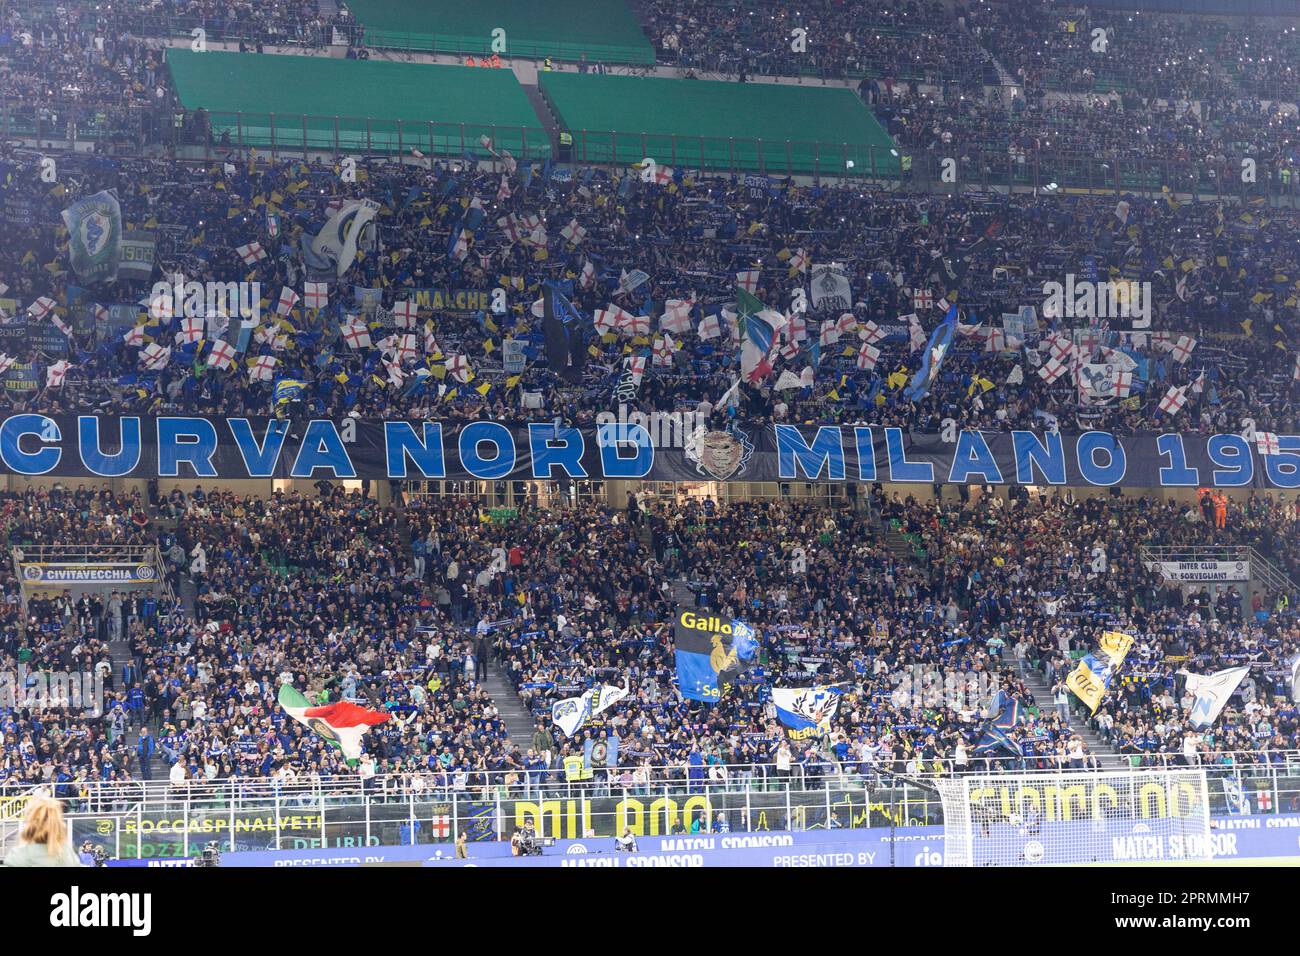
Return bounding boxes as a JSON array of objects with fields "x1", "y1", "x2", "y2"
[{"x1": 8, "y1": 753, "x2": 1298, "y2": 859}]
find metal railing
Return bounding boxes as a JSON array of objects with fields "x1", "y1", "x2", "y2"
[{"x1": 11, "y1": 752, "x2": 1295, "y2": 859}]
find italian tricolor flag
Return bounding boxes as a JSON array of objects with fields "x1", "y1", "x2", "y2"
[{"x1": 278, "y1": 685, "x2": 389, "y2": 761}]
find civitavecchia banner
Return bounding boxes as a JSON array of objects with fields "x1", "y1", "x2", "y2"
[{"x1": 1, "y1": 415, "x2": 1298, "y2": 488}]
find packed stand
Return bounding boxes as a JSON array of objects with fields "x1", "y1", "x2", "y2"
[{"x1": 1, "y1": 147, "x2": 1299, "y2": 437}]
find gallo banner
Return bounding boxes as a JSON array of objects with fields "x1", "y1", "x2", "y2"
[{"x1": 0, "y1": 416, "x2": 1297, "y2": 488}]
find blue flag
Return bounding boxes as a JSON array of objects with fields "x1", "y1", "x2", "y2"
[{"x1": 903, "y1": 305, "x2": 958, "y2": 401}]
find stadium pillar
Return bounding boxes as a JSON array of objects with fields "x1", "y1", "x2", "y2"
[
  {"x1": 397, "y1": 119, "x2": 403, "y2": 158},
  {"x1": 333, "y1": 116, "x2": 340, "y2": 157},
  {"x1": 269, "y1": 113, "x2": 277, "y2": 160},
  {"x1": 302, "y1": 114, "x2": 308, "y2": 157}
]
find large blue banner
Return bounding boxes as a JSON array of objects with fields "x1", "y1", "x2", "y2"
[{"x1": 1, "y1": 415, "x2": 1297, "y2": 488}]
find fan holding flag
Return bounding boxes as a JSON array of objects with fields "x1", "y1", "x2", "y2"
[{"x1": 278, "y1": 684, "x2": 389, "y2": 764}]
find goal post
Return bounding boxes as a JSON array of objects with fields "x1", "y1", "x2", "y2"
[{"x1": 935, "y1": 768, "x2": 1212, "y2": 866}]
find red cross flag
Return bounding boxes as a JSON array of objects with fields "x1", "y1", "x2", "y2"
[
  {"x1": 697, "y1": 313, "x2": 720, "y2": 340},
  {"x1": 304, "y1": 282, "x2": 328, "y2": 311},
  {"x1": 1171, "y1": 335, "x2": 1197, "y2": 364},
  {"x1": 858, "y1": 320, "x2": 884, "y2": 344},
  {"x1": 123, "y1": 325, "x2": 145, "y2": 347},
  {"x1": 789, "y1": 248, "x2": 809, "y2": 274},
  {"x1": 176, "y1": 316, "x2": 204, "y2": 345},
  {"x1": 1038, "y1": 358, "x2": 1069, "y2": 383},
  {"x1": 617, "y1": 312, "x2": 650, "y2": 337},
  {"x1": 149, "y1": 292, "x2": 173, "y2": 321},
  {"x1": 452, "y1": 229, "x2": 471, "y2": 262},
  {"x1": 594, "y1": 306, "x2": 627, "y2": 335},
  {"x1": 1113, "y1": 370, "x2": 1134, "y2": 398},
  {"x1": 276, "y1": 287, "x2": 300, "y2": 317},
  {"x1": 496, "y1": 176, "x2": 512, "y2": 202},
  {"x1": 445, "y1": 353, "x2": 471, "y2": 384},
  {"x1": 579, "y1": 259, "x2": 596, "y2": 290},
  {"x1": 660, "y1": 298, "x2": 693, "y2": 334},
  {"x1": 1256, "y1": 431, "x2": 1281, "y2": 457},
  {"x1": 140, "y1": 343, "x2": 171, "y2": 370},
  {"x1": 249, "y1": 355, "x2": 277, "y2": 382},
  {"x1": 45, "y1": 360, "x2": 71, "y2": 388},
  {"x1": 787, "y1": 314, "x2": 808, "y2": 343},
  {"x1": 626, "y1": 355, "x2": 646, "y2": 386},
  {"x1": 0, "y1": 354, "x2": 13, "y2": 375},
  {"x1": 497, "y1": 215, "x2": 522, "y2": 244},
  {"x1": 206, "y1": 339, "x2": 237, "y2": 370},
  {"x1": 27, "y1": 296, "x2": 57, "y2": 320},
  {"x1": 341, "y1": 321, "x2": 371, "y2": 350},
  {"x1": 819, "y1": 320, "x2": 840, "y2": 348},
  {"x1": 984, "y1": 327, "x2": 1006, "y2": 352},
  {"x1": 654, "y1": 164, "x2": 674, "y2": 186},
  {"x1": 736, "y1": 270, "x2": 760, "y2": 294},
  {"x1": 393, "y1": 300, "x2": 419, "y2": 329},
  {"x1": 560, "y1": 219, "x2": 587, "y2": 245},
  {"x1": 834, "y1": 313, "x2": 857, "y2": 336},
  {"x1": 1159, "y1": 384, "x2": 1189, "y2": 416},
  {"x1": 857, "y1": 343, "x2": 882, "y2": 371},
  {"x1": 1293, "y1": 354, "x2": 1300, "y2": 383},
  {"x1": 912, "y1": 288, "x2": 933, "y2": 311},
  {"x1": 236, "y1": 241, "x2": 267, "y2": 264}
]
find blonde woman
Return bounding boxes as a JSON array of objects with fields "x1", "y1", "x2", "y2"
[{"x1": 3, "y1": 796, "x2": 83, "y2": 867}]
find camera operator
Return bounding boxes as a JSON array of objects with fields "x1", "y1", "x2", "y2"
[
  {"x1": 615, "y1": 828, "x2": 638, "y2": 854},
  {"x1": 196, "y1": 840, "x2": 222, "y2": 867}
]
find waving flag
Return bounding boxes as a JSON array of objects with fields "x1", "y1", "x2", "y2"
[
  {"x1": 737, "y1": 287, "x2": 784, "y2": 385},
  {"x1": 278, "y1": 685, "x2": 389, "y2": 762},
  {"x1": 697, "y1": 313, "x2": 720, "y2": 340},
  {"x1": 772, "y1": 686, "x2": 844, "y2": 740},
  {"x1": 236, "y1": 241, "x2": 267, "y2": 264},
  {"x1": 973, "y1": 691, "x2": 1024, "y2": 756},
  {"x1": 856, "y1": 342, "x2": 881, "y2": 371},
  {"x1": 736, "y1": 270, "x2": 760, "y2": 294},
  {"x1": 61, "y1": 190, "x2": 122, "y2": 282},
  {"x1": 392, "y1": 300, "x2": 419, "y2": 329},
  {"x1": 303, "y1": 282, "x2": 329, "y2": 310},
  {"x1": 249, "y1": 355, "x2": 277, "y2": 382},
  {"x1": 206, "y1": 339, "x2": 237, "y2": 370},
  {"x1": 140, "y1": 343, "x2": 172, "y2": 370},
  {"x1": 660, "y1": 298, "x2": 694, "y2": 334},
  {"x1": 903, "y1": 306, "x2": 958, "y2": 401},
  {"x1": 275, "y1": 287, "x2": 300, "y2": 316},
  {"x1": 1159, "y1": 384, "x2": 1189, "y2": 416},
  {"x1": 1180, "y1": 666, "x2": 1250, "y2": 730},
  {"x1": 1066, "y1": 630, "x2": 1133, "y2": 714},
  {"x1": 45, "y1": 360, "x2": 72, "y2": 388}
]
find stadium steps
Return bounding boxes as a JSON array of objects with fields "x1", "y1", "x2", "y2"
[
  {"x1": 480, "y1": 668, "x2": 537, "y2": 748},
  {"x1": 522, "y1": 83, "x2": 562, "y2": 156}
]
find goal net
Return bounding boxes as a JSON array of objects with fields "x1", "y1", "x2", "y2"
[{"x1": 935, "y1": 768, "x2": 1212, "y2": 866}]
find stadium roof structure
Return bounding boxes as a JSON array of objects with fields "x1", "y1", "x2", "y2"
[
  {"x1": 166, "y1": 49, "x2": 550, "y2": 159},
  {"x1": 538, "y1": 72, "x2": 900, "y2": 177}
]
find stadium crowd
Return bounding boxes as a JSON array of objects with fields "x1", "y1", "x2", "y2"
[
  {"x1": 0, "y1": 0, "x2": 1298, "y2": 813},
  {"x1": 1, "y1": 147, "x2": 1299, "y2": 441},
  {"x1": 2, "y1": 478, "x2": 1296, "y2": 797}
]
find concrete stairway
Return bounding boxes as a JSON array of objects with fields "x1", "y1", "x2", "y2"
[
  {"x1": 480, "y1": 667, "x2": 537, "y2": 749},
  {"x1": 521, "y1": 83, "x2": 562, "y2": 158}
]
